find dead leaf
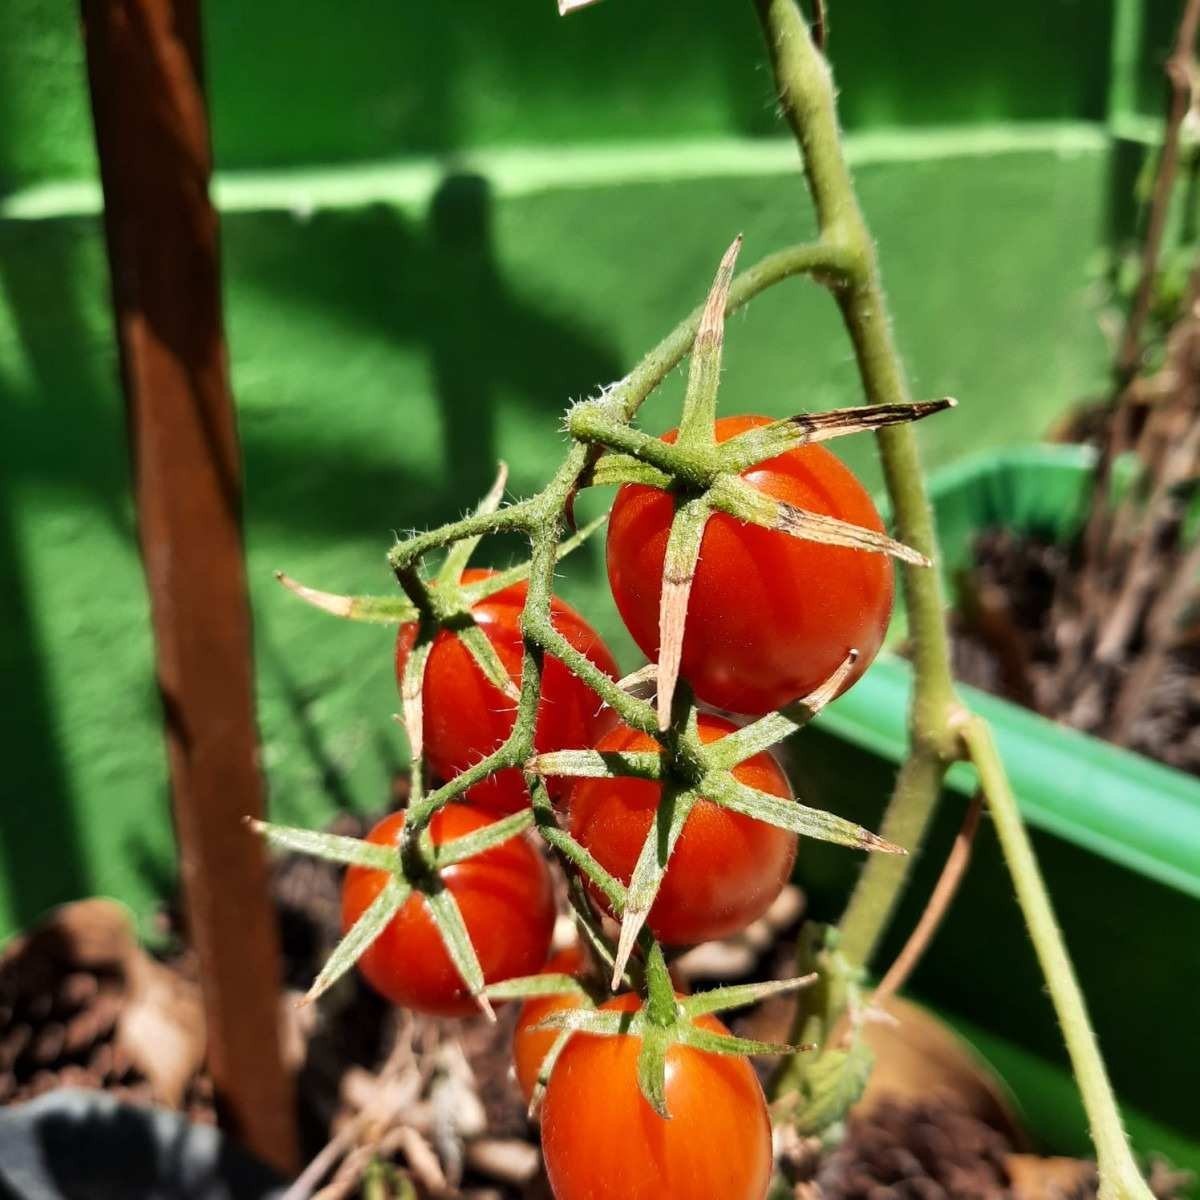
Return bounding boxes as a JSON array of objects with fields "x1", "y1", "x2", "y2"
[{"x1": 117, "y1": 952, "x2": 205, "y2": 1108}]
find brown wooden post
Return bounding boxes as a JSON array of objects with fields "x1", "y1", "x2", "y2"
[{"x1": 79, "y1": 0, "x2": 299, "y2": 1173}]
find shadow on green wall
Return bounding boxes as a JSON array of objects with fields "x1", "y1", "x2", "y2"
[
  {"x1": 0, "y1": 225, "x2": 111, "y2": 930},
  {"x1": 226, "y1": 171, "x2": 624, "y2": 531}
]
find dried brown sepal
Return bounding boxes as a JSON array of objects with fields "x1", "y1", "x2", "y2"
[
  {"x1": 676, "y1": 236, "x2": 742, "y2": 448},
  {"x1": 717, "y1": 398, "x2": 956, "y2": 474},
  {"x1": 711, "y1": 476, "x2": 930, "y2": 566},
  {"x1": 656, "y1": 497, "x2": 710, "y2": 730},
  {"x1": 274, "y1": 571, "x2": 417, "y2": 625}
]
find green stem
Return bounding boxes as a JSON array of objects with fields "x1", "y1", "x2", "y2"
[
  {"x1": 962, "y1": 719, "x2": 1152, "y2": 1200},
  {"x1": 613, "y1": 241, "x2": 854, "y2": 422},
  {"x1": 752, "y1": 0, "x2": 959, "y2": 971},
  {"x1": 754, "y1": 7, "x2": 1150, "y2": 1186}
]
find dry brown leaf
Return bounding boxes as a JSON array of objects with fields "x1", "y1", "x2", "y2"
[
  {"x1": 1, "y1": 899, "x2": 206, "y2": 1110},
  {"x1": 116, "y1": 951, "x2": 205, "y2": 1108}
]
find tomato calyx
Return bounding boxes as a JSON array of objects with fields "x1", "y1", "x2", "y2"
[
  {"x1": 527, "y1": 961, "x2": 817, "y2": 1119},
  {"x1": 248, "y1": 806, "x2": 537, "y2": 1018},
  {"x1": 568, "y1": 239, "x2": 952, "y2": 726},
  {"x1": 533, "y1": 675, "x2": 905, "y2": 987}
]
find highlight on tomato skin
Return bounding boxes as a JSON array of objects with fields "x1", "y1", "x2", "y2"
[
  {"x1": 540, "y1": 994, "x2": 773, "y2": 1200},
  {"x1": 567, "y1": 713, "x2": 797, "y2": 946},
  {"x1": 341, "y1": 806, "x2": 555, "y2": 1018},
  {"x1": 395, "y1": 569, "x2": 619, "y2": 816},
  {"x1": 512, "y1": 943, "x2": 588, "y2": 1105},
  {"x1": 606, "y1": 414, "x2": 894, "y2": 716}
]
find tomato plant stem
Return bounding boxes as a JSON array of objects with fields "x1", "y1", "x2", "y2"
[
  {"x1": 753, "y1": 3, "x2": 1153, "y2": 1193},
  {"x1": 961, "y1": 719, "x2": 1153, "y2": 1200},
  {"x1": 751, "y1": 0, "x2": 961, "y2": 975}
]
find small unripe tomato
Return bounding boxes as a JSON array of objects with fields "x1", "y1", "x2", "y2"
[
  {"x1": 512, "y1": 944, "x2": 588, "y2": 1104},
  {"x1": 341, "y1": 806, "x2": 555, "y2": 1017},
  {"x1": 396, "y1": 570, "x2": 618, "y2": 815},
  {"x1": 568, "y1": 713, "x2": 795, "y2": 945},
  {"x1": 607, "y1": 414, "x2": 893, "y2": 715},
  {"x1": 540, "y1": 994, "x2": 772, "y2": 1200}
]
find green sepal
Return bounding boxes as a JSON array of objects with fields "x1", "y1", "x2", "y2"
[
  {"x1": 533, "y1": 748, "x2": 662, "y2": 780},
  {"x1": 274, "y1": 572, "x2": 418, "y2": 625},
  {"x1": 611, "y1": 786, "x2": 698, "y2": 987},
  {"x1": 456, "y1": 621, "x2": 521, "y2": 702},
  {"x1": 702, "y1": 650, "x2": 859, "y2": 769},
  {"x1": 681, "y1": 974, "x2": 817, "y2": 1019},
  {"x1": 709, "y1": 475, "x2": 930, "y2": 566},
  {"x1": 526, "y1": 1007, "x2": 633, "y2": 1038},
  {"x1": 704, "y1": 774, "x2": 903, "y2": 854},
  {"x1": 304, "y1": 874, "x2": 410, "y2": 1004},
  {"x1": 399, "y1": 632, "x2": 434, "y2": 763},
  {"x1": 791, "y1": 1040, "x2": 875, "y2": 1136},
  {"x1": 458, "y1": 513, "x2": 608, "y2": 604},
  {"x1": 587, "y1": 453, "x2": 673, "y2": 491},
  {"x1": 482, "y1": 972, "x2": 590, "y2": 1001},
  {"x1": 528, "y1": 1027, "x2": 574, "y2": 1116},
  {"x1": 675, "y1": 236, "x2": 740, "y2": 448},
  {"x1": 432, "y1": 808, "x2": 534, "y2": 868},
  {"x1": 436, "y1": 461, "x2": 510, "y2": 586},
  {"x1": 248, "y1": 818, "x2": 399, "y2": 872},
  {"x1": 424, "y1": 885, "x2": 495, "y2": 1020},
  {"x1": 676, "y1": 1024, "x2": 802, "y2": 1058},
  {"x1": 636, "y1": 1022, "x2": 673, "y2": 1119},
  {"x1": 531, "y1": 801, "x2": 628, "y2": 912},
  {"x1": 655, "y1": 496, "x2": 710, "y2": 729}
]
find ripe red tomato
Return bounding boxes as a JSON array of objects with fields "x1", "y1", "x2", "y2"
[
  {"x1": 607, "y1": 414, "x2": 893, "y2": 715},
  {"x1": 540, "y1": 993, "x2": 772, "y2": 1200},
  {"x1": 341, "y1": 806, "x2": 555, "y2": 1017},
  {"x1": 568, "y1": 713, "x2": 795, "y2": 945},
  {"x1": 512, "y1": 943, "x2": 588, "y2": 1104},
  {"x1": 395, "y1": 569, "x2": 619, "y2": 815}
]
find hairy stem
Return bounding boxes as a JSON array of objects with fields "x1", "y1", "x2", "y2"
[
  {"x1": 961, "y1": 719, "x2": 1152, "y2": 1200},
  {"x1": 752, "y1": 0, "x2": 960, "y2": 975}
]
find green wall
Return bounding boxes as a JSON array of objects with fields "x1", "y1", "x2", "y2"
[{"x1": 0, "y1": 3, "x2": 1154, "y2": 941}]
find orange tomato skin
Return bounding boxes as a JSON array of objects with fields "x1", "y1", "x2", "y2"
[
  {"x1": 396, "y1": 569, "x2": 619, "y2": 815},
  {"x1": 512, "y1": 944, "x2": 588, "y2": 1104},
  {"x1": 540, "y1": 994, "x2": 772, "y2": 1200},
  {"x1": 568, "y1": 714, "x2": 796, "y2": 945},
  {"x1": 341, "y1": 807, "x2": 555, "y2": 1017},
  {"x1": 607, "y1": 414, "x2": 893, "y2": 715}
]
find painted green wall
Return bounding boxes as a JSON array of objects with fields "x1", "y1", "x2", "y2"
[{"x1": 0, "y1": 4, "x2": 1142, "y2": 943}]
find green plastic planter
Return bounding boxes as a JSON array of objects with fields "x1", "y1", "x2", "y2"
[{"x1": 792, "y1": 445, "x2": 1200, "y2": 1181}]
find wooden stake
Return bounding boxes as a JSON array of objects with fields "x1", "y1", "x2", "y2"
[{"x1": 80, "y1": 0, "x2": 298, "y2": 1172}]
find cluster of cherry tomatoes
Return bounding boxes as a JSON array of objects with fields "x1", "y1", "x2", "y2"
[{"x1": 340, "y1": 422, "x2": 892, "y2": 1200}]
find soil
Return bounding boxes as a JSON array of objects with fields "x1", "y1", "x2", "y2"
[
  {"x1": 1, "y1": 792, "x2": 1191, "y2": 1199},
  {"x1": 950, "y1": 528, "x2": 1200, "y2": 775}
]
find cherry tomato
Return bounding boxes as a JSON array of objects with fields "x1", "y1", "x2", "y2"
[
  {"x1": 607, "y1": 414, "x2": 893, "y2": 715},
  {"x1": 512, "y1": 944, "x2": 588, "y2": 1104},
  {"x1": 341, "y1": 806, "x2": 555, "y2": 1017},
  {"x1": 540, "y1": 993, "x2": 772, "y2": 1200},
  {"x1": 396, "y1": 569, "x2": 619, "y2": 815},
  {"x1": 568, "y1": 713, "x2": 795, "y2": 945}
]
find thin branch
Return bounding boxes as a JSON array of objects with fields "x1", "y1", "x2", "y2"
[
  {"x1": 961, "y1": 717, "x2": 1152, "y2": 1200},
  {"x1": 869, "y1": 795, "x2": 982, "y2": 1011}
]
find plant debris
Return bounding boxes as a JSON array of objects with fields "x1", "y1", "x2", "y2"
[
  {"x1": 1, "y1": 812, "x2": 1189, "y2": 1199},
  {"x1": 952, "y1": 527, "x2": 1200, "y2": 775}
]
